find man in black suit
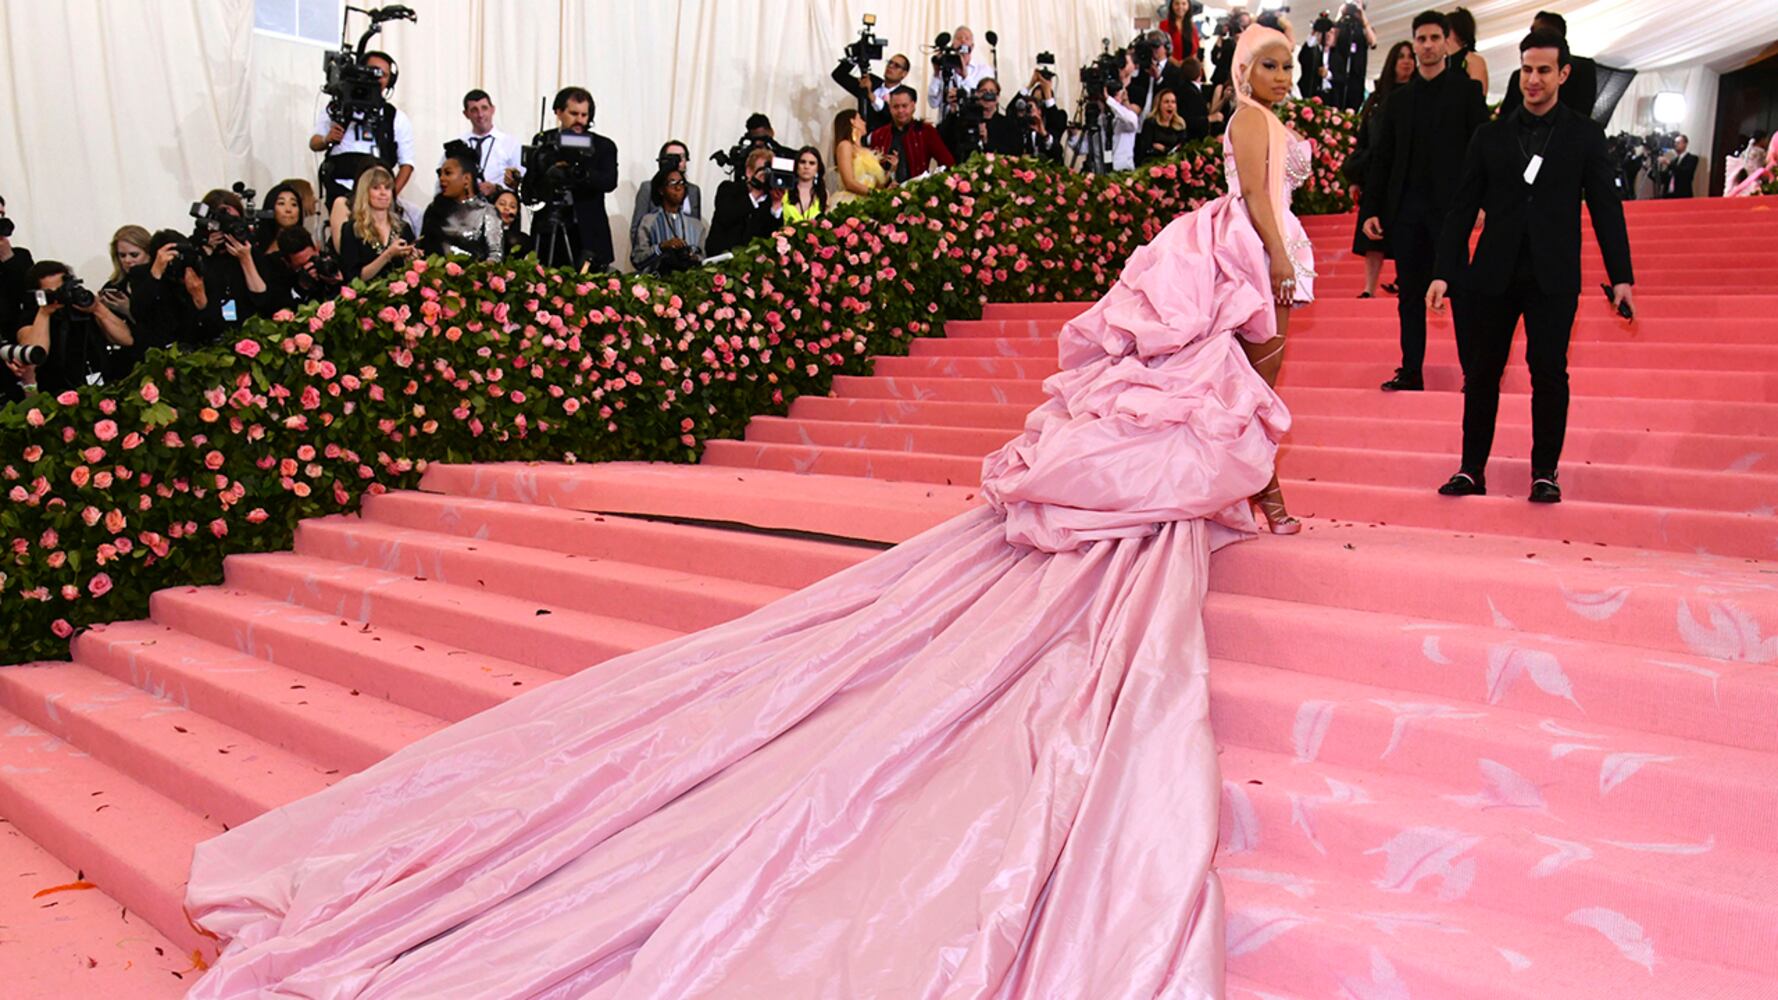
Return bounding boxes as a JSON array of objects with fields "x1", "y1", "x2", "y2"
[
  {"x1": 522, "y1": 87, "x2": 620, "y2": 270},
  {"x1": 1127, "y1": 31, "x2": 1187, "y2": 120},
  {"x1": 1498, "y1": 11, "x2": 1599, "y2": 120},
  {"x1": 1299, "y1": 18, "x2": 1334, "y2": 102},
  {"x1": 1663, "y1": 135, "x2": 1700, "y2": 198},
  {"x1": 1428, "y1": 30, "x2": 1635, "y2": 504},
  {"x1": 831, "y1": 53, "x2": 912, "y2": 133},
  {"x1": 1359, "y1": 10, "x2": 1489, "y2": 392}
]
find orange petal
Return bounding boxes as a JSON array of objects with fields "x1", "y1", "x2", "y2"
[{"x1": 31, "y1": 880, "x2": 97, "y2": 898}]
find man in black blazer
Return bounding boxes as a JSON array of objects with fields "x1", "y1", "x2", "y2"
[
  {"x1": 1498, "y1": 11, "x2": 1599, "y2": 120},
  {"x1": 1126, "y1": 34, "x2": 1187, "y2": 121},
  {"x1": 1428, "y1": 30, "x2": 1635, "y2": 504},
  {"x1": 1663, "y1": 135, "x2": 1700, "y2": 198},
  {"x1": 1359, "y1": 10, "x2": 1489, "y2": 392},
  {"x1": 522, "y1": 87, "x2": 620, "y2": 270}
]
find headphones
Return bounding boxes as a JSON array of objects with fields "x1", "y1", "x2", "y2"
[{"x1": 365, "y1": 50, "x2": 400, "y2": 92}]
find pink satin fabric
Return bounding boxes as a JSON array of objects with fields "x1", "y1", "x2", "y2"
[{"x1": 184, "y1": 197, "x2": 1290, "y2": 999}]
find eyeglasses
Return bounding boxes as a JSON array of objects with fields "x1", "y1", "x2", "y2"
[
  {"x1": 979, "y1": 93, "x2": 1000, "y2": 101},
  {"x1": 665, "y1": 180, "x2": 686, "y2": 189},
  {"x1": 889, "y1": 61, "x2": 909, "y2": 71}
]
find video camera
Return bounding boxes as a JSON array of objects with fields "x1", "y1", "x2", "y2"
[
  {"x1": 321, "y1": 4, "x2": 417, "y2": 126},
  {"x1": 931, "y1": 31, "x2": 964, "y2": 78},
  {"x1": 844, "y1": 14, "x2": 887, "y2": 74},
  {"x1": 1133, "y1": 35, "x2": 1163, "y2": 73},
  {"x1": 523, "y1": 129, "x2": 598, "y2": 204},
  {"x1": 33, "y1": 277, "x2": 95, "y2": 310},
  {"x1": 0, "y1": 217, "x2": 13, "y2": 239},
  {"x1": 1079, "y1": 50, "x2": 1125, "y2": 105},
  {"x1": 711, "y1": 132, "x2": 778, "y2": 178},
  {"x1": 1035, "y1": 51, "x2": 1057, "y2": 81}
]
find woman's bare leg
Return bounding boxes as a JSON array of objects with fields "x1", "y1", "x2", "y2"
[
  {"x1": 1240, "y1": 306, "x2": 1296, "y2": 529},
  {"x1": 1363, "y1": 250, "x2": 1384, "y2": 296}
]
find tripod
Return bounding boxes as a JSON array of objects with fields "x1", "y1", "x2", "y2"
[{"x1": 533, "y1": 198, "x2": 579, "y2": 269}]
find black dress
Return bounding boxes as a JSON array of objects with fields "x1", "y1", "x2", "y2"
[
  {"x1": 1346, "y1": 91, "x2": 1391, "y2": 258},
  {"x1": 1135, "y1": 118, "x2": 1190, "y2": 164},
  {"x1": 338, "y1": 218, "x2": 414, "y2": 284}
]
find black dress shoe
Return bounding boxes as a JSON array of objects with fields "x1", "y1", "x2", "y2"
[
  {"x1": 1438, "y1": 471, "x2": 1487, "y2": 496},
  {"x1": 1380, "y1": 370, "x2": 1424, "y2": 392},
  {"x1": 1382, "y1": 282, "x2": 1399, "y2": 295},
  {"x1": 1529, "y1": 473, "x2": 1562, "y2": 504}
]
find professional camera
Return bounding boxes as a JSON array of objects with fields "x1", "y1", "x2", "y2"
[
  {"x1": 844, "y1": 14, "x2": 887, "y2": 74},
  {"x1": 523, "y1": 129, "x2": 598, "y2": 204},
  {"x1": 162, "y1": 238, "x2": 204, "y2": 281},
  {"x1": 1078, "y1": 51, "x2": 1124, "y2": 105},
  {"x1": 34, "y1": 276, "x2": 96, "y2": 310},
  {"x1": 711, "y1": 132, "x2": 777, "y2": 175},
  {"x1": 930, "y1": 31, "x2": 964, "y2": 77},
  {"x1": 767, "y1": 155, "x2": 798, "y2": 191},
  {"x1": 0, "y1": 343, "x2": 47, "y2": 367},
  {"x1": 1035, "y1": 51, "x2": 1057, "y2": 81},
  {"x1": 321, "y1": 4, "x2": 417, "y2": 126},
  {"x1": 0, "y1": 217, "x2": 13, "y2": 239},
  {"x1": 1132, "y1": 35, "x2": 1162, "y2": 73}
]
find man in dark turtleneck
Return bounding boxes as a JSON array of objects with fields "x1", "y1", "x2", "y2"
[
  {"x1": 1427, "y1": 29, "x2": 1634, "y2": 505},
  {"x1": 1359, "y1": 9, "x2": 1488, "y2": 393}
]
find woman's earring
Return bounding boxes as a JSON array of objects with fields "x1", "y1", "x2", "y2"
[{"x1": 1239, "y1": 81, "x2": 1252, "y2": 98}]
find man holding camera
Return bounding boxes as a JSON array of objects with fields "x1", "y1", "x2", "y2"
[
  {"x1": 1127, "y1": 31, "x2": 1186, "y2": 120},
  {"x1": 522, "y1": 87, "x2": 620, "y2": 270},
  {"x1": 1360, "y1": 11, "x2": 1488, "y2": 393},
  {"x1": 1428, "y1": 29, "x2": 1634, "y2": 504},
  {"x1": 129, "y1": 230, "x2": 227, "y2": 352},
  {"x1": 451, "y1": 89, "x2": 524, "y2": 198},
  {"x1": 870, "y1": 87, "x2": 957, "y2": 182},
  {"x1": 1327, "y1": 1, "x2": 1378, "y2": 110},
  {"x1": 833, "y1": 52, "x2": 912, "y2": 134},
  {"x1": 928, "y1": 25, "x2": 996, "y2": 124},
  {"x1": 190, "y1": 189, "x2": 271, "y2": 331},
  {"x1": 938, "y1": 80, "x2": 1027, "y2": 160},
  {"x1": 15, "y1": 262, "x2": 133, "y2": 395},
  {"x1": 0, "y1": 196, "x2": 37, "y2": 401},
  {"x1": 266, "y1": 228, "x2": 345, "y2": 309},
  {"x1": 706, "y1": 147, "x2": 786, "y2": 257},
  {"x1": 309, "y1": 50, "x2": 417, "y2": 210}
]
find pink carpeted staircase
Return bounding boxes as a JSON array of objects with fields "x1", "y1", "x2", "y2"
[{"x1": 4, "y1": 197, "x2": 1776, "y2": 998}]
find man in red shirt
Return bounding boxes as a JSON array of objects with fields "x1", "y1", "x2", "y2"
[{"x1": 869, "y1": 87, "x2": 956, "y2": 181}]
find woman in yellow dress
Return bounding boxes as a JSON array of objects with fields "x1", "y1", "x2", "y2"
[{"x1": 832, "y1": 109, "x2": 892, "y2": 204}]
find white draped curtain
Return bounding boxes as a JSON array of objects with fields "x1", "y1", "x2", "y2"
[{"x1": 0, "y1": 0, "x2": 1130, "y2": 280}]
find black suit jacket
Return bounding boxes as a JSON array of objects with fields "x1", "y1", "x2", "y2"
[
  {"x1": 1175, "y1": 82, "x2": 1210, "y2": 141},
  {"x1": 705, "y1": 180, "x2": 781, "y2": 257},
  {"x1": 1359, "y1": 69, "x2": 1489, "y2": 226},
  {"x1": 1665, "y1": 152, "x2": 1699, "y2": 198},
  {"x1": 1435, "y1": 104, "x2": 1634, "y2": 298},
  {"x1": 831, "y1": 61, "x2": 893, "y2": 133},
  {"x1": 1298, "y1": 43, "x2": 1325, "y2": 101},
  {"x1": 1499, "y1": 56, "x2": 1599, "y2": 120},
  {"x1": 523, "y1": 127, "x2": 620, "y2": 268}
]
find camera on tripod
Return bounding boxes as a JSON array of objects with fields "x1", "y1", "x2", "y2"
[
  {"x1": 523, "y1": 130, "x2": 597, "y2": 204},
  {"x1": 34, "y1": 277, "x2": 95, "y2": 310},
  {"x1": 844, "y1": 14, "x2": 887, "y2": 74},
  {"x1": 711, "y1": 133, "x2": 777, "y2": 178},
  {"x1": 1078, "y1": 51, "x2": 1124, "y2": 105},
  {"x1": 321, "y1": 4, "x2": 416, "y2": 126},
  {"x1": 1132, "y1": 36, "x2": 1162, "y2": 73}
]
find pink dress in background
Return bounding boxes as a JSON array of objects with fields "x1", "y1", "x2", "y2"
[{"x1": 183, "y1": 137, "x2": 1310, "y2": 1000}]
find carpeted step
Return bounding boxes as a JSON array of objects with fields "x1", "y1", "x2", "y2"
[
  {"x1": 73, "y1": 620, "x2": 445, "y2": 772},
  {"x1": 0, "y1": 820, "x2": 191, "y2": 998},
  {"x1": 744, "y1": 415, "x2": 1015, "y2": 457},
  {"x1": 699, "y1": 439, "x2": 981, "y2": 487},
  {"x1": 292, "y1": 517, "x2": 788, "y2": 635},
  {"x1": 0, "y1": 711, "x2": 221, "y2": 961},
  {"x1": 1277, "y1": 386, "x2": 1778, "y2": 438},
  {"x1": 0, "y1": 662, "x2": 335, "y2": 830},
  {"x1": 1204, "y1": 595, "x2": 1778, "y2": 754},
  {"x1": 147, "y1": 587, "x2": 553, "y2": 723},
  {"x1": 218, "y1": 552, "x2": 680, "y2": 675}
]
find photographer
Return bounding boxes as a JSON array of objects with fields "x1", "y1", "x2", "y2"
[
  {"x1": 13, "y1": 262, "x2": 133, "y2": 395},
  {"x1": 450, "y1": 90, "x2": 524, "y2": 198},
  {"x1": 1015, "y1": 70, "x2": 1070, "y2": 160},
  {"x1": 869, "y1": 86, "x2": 956, "y2": 182},
  {"x1": 421, "y1": 142, "x2": 504, "y2": 263},
  {"x1": 1327, "y1": 1, "x2": 1378, "y2": 110},
  {"x1": 522, "y1": 86, "x2": 620, "y2": 270},
  {"x1": 631, "y1": 166, "x2": 707, "y2": 274},
  {"x1": 832, "y1": 52, "x2": 912, "y2": 133},
  {"x1": 629, "y1": 141, "x2": 704, "y2": 251},
  {"x1": 928, "y1": 25, "x2": 996, "y2": 123},
  {"x1": 1300, "y1": 17, "x2": 1336, "y2": 102},
  {"x1": 191, "y1": 188, "x2": 271, "y2": 330},
  {"x1": 1076, "y1": 50, "x2": 1141, "y2": 172},
  {"x1": 266, "y1": 228, "x2": 344, "y2": 308},
  {"x1": 128, "y1": 230, "x2": 219, "y2": 350},
  {"x1": 309, "y1": 50, "x2": 416, "y2": 211},
  {"x1": 1209, "y1": 8, "x2": 1252, "y2": 88},
  {"x1": 938, "y1": 81, "x2": 1029, "y2": 160},
  {"x1": 1127, "y1": 31, "x2": 1185, "y2": 119},
  {"x1": 706, "y1": 147, "x2": 785, "y2": 257}
]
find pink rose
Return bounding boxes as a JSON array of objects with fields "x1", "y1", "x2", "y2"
[
  {"x1": 204, "y1": 450, "x2": 225, "y2": 470},
  {"x1": 51, "y1": 619, "x2": 74, "y2": 639},
  {"x1": 70, "y1": 465, "x2": 91, "y2": 488},
  {"x1": 235, "y1": 338, "x2": 261, "y2": 358},
  {"x1": 88, "y1": 573, "x2": 113, "y2": 597},
  {"x1": 56, "y1": 390, "x2": 80, "y2": 405},
  {"x1": 140, "y1": 381, "x2": 160, "y2": 404},
  {"x1": 209, "y1": 519, "x2": 228, "y2": 538},
  {"x1": 246, "y1": 508, "x2": 269, "y2": 524}
]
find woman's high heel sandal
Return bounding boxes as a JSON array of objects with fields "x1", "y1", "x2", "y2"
[{"x1": 1253, "y1": 489, "x2": 1302, "y2": 536}]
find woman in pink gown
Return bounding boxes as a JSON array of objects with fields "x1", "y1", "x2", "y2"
[{"x1": 184, "y1": 25, "x2": 1310, "y2": 1000}]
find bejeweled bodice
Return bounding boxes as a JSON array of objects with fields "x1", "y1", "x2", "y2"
[{"x1": 1221, "y1": 133, "x2": 1315, "y2": 197}]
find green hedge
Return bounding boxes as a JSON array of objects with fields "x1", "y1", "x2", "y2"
[{"x1": 0, "y1": 101, "x2": 1358, "y2": 662}]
